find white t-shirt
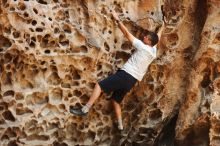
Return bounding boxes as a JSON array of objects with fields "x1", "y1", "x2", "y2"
[{"x1": 121, "y1": 38, "x2": 157, "y2": 81}]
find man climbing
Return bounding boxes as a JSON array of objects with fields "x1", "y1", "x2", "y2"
[{"x1": 70, "y1": 10, "x2": 159, "y2": 131}]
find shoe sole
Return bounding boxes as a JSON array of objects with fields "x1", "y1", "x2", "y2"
[{"x1": 70, "y1": 109, "x2": 87, "y2": 117}]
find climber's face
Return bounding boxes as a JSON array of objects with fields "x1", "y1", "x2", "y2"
[{"x1": 143, "y1": 35, "x2": 152, "y2": 46}]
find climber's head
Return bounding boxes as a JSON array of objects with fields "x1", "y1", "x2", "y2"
[{"x1": 143, "y1": 31, "x2": 159, "y2": 46}]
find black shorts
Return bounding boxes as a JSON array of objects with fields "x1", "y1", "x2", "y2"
[{"x1": 98, "y1": 70, "x2": 137, "y2": 103}]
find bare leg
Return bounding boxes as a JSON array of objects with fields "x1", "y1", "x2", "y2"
[
  {"x1": 70, "y1": 82, "x2": 102, "y2": 115},
  {"x1": 86, "y1": 82, "x2": 102, "y2": 106},
  {"x1": 112, "y1": 99, "x2": 122, "y2": 120},
  {"x1": 112, "y1": 99, "x2": 123, "y2": 130}
]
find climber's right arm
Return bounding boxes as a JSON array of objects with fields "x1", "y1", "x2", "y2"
[{"x1": 112, "y1": 10, "x2": 135, "y2": 43}]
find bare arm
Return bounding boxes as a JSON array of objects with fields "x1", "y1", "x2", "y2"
[{"x1": 112, "y1": 10, "x2": 135, "y2": 43}]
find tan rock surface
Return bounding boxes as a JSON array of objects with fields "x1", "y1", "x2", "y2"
[{"x1": 0, "y1": 0, "x2": 219, "y2": 146}]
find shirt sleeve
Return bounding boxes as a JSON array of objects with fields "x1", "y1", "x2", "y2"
[
  {"x1": 132, "y1": 38, "x2": 157, "y2": 57},
  {"x1": 132, "y1": 38, "x2": 146, "y2": 51}
]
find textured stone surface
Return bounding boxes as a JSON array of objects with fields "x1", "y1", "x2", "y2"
[{"x1": 0, "y1": 0, "x2": 219, "y2": 146}]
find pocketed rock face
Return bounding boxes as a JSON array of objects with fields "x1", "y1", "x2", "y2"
[
  {"x1": 175, "y1": 1, "x2": 220, "y2": 145},
  {"x1": 0, "y1": 0, "x2": 219, "y2": 146}
]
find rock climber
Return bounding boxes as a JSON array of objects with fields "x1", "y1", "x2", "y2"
[{"x1": 70, "y1": 9, "x2": 159, "y2": 131}]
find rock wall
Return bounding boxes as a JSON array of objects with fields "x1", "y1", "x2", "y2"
[{"x1": 0, "y1": 0, "x2": 219, "y2": 146}]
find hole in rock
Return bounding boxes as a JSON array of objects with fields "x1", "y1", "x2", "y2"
[
  {"x1": 63, "y1": 24, "x2": 71, "y2": 33},
  {"x1": 96, "y1": 64, "x2": 102, "y2": 70},
  {"x1": 18, "y1": 2, "x2": 26, "y2": 10},
  {"x1": 61, "y1": 82, "x2": 71, "y2": 88},
  {"x1": 4, "y1": 53, "x2": 12, "y2": 63},
  {"x1": 0, "y1": 106, "x2": 4, "y2": 111},
  {"x1": 33, "y1": 8, "x2": 38, "y2": 14},
  {"x1": 31, "y1": 20, "x2": 37, "y2": 26},
  {"x1": 54, "y1": 27, "x2": 60, "y2": 33},
  {"x1": 3, "y1": 128, "x2": 17, "y2": 140},
  {"x1": 8, "y1": 140, "x2": 18, "y2": 146},
  {"x1": 72, "y1": 70, "x2": 81, "y2": 80},
  {"x1": 155, "y1": 85, "x2": 164, "y2": 94},
  {"x1": 36, "y1": 27, "x2": 43, "y2": 32},
  {"x1": 149, "y1": 109, "x2": 162, "y2": 120},
  {"x1": 37, "y1": 0, "x2": 47, "y2": 5},
  {"x1": 215, "y1": 33, "x2": 220, "y2": 41},
  {"x1": 32, "y1": 93, "x2": 49, "y2": 105},
  {"x1": 48, "y1": 72, "x2": 61, "y2": 85},
  {"x1": 3, "y1": 72, "x2": 12, "y2": 85},
  {"x1": 1, "y1": 134, "x2": 9, "y2": 140},
  {"x1": 77, "y1": 7, "x2": 81, "y2": 12},
  {"x1": 2, "y1": 110, "x2": 16, "y2": 121},
  {"x1": 59, "y1": 40, "x2": 69, "y2": 46},
  {"x1": 53, "y1": 141, "x2": 68, "y2": 146},
  {"x1": 2, "y1": 0, "x2": 8, "y2": 6},
  {"x1": 29, "y1": 28, "x2": 34, "y2": 32},
  {"x1": 44, "y1": 49, "x2": 51, "y2": 54},
  {"x1": 88, "y1": 82, "x2": 95, "y2": 89},
  {"x1": 59, "y1": 34, "x2": 65, "y2": 41},
  {"x1": 4, "y1": 27, "x2": 11, "y2": 34},
  {"x1": 101, "y1": 7, "x2": 107, "y2": 15},
  {"x1": 97, "y1": 71, "x2": 103, "y2": 77},
  {"x1": 50, "y1": 64, "x2": 57, "y2": 71},
  {"x1": 0, "y1": 102, "x2": 8, "y2": 111},
  {"x1": 41, "y1": 34, "x2": 51, "y2": 48},
  {"x1": 50, "y1": 88, "x2": 62, "y2": 102},
  {"x1": 86, "y1": 130, "x2": 96, "y2": 142},
  {"x1": 104, "y1": 42, "x2": 110, "y2": 51},
  {"x1": 0, "y1": 65, "x2": 3, "y2": 72},
  {"x1": 167, "y1": 33, "x2": 178, "y2": 44},
  {"x1": 73, "y1": 90, "x2": 82, "y2": 97},
  {"x1": 80, "y1": 45, "x2": 88, "y2": 53},
  {"x1": 81, "y1": 94, "x2": 90, "y2": 103},
  {"x1": 16, "y1": 107, "x2": 33, "y2": 115},
  {"x1": 12, "y1": 31, "x2": 20, "y2": 38},
  {"x1": 121, "y1": 41, "x2": 132, "y2": 50},
  {"x1": 6, "y1": 64, "x2": 11, "y2": 70},
  {"x1": 31, "y1": 37, "x2": 36, "y2": 42},
  {"x1": 58, "y1": 104, "x2": 65, "y2": 110},
  {"x1": 201, "y1": 71, "x2": 211, "y2": 88},
  {"x1": 24, "y1": 119, "x2": 38, "y2": 130},
  {"x1": 0, "y1": 35, "x2": 12, "y2": 49},
  {"x1": 41, "y1": 22, "x2": 45, "y2": 26},
  {"x1": 24, "y1": 12, "x2": 29, "y2": 17},
  {"x1": 27, "y1": 134, "x2": 49, "y2": 141},
  {"x1": 183, "y1": 46, "x2": 193, "y2": 60},
  {"x1": 17, "y1": 103, "x2": 23, "y2": 108},
  {"x1": 116, "y1": 51, "x2": 130, "y2": 61},
  {"x1": 71, "y1": 81, "x2": 79, "y2": 86},
  {"x1": 37, "y1": 35, "x2": 42, "y2": 41},
  {"x1": 30, "y1": 41, "x2": 35, "y2": 48},
  {"x1": 27, "y1": 19, "x2": 32, "y2": 24},
  {"x1": 3, "y1": 90, "x2": 14, "y2": 97}
]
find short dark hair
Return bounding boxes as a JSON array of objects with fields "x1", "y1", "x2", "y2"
[{"x1": 148, "y1": 32, "x2": 159, "y2": 46}]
